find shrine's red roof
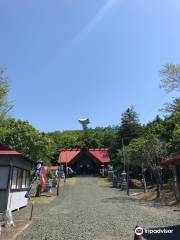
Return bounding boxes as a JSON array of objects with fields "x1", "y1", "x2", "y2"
[
  {"x1": 88, "y1": 149, "x2": 110, "y2": 164},
  {"x1": 58, "y1": 148, "x2": 110, "y2": 164},
  {"x1": 59, "y1": 149, "x2": 81, "y2": 164},
  {"x1": 161, "y1": 155, "x2": 180, "y2": 166}
]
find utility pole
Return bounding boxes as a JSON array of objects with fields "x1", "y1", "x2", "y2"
[
  {"x1": 122, "y1": 138, "x2": 125, "y2": 172},
  {"x1": 126, "y1": 155, "x2": 130, "y2": 196},
  {"x1": 121, "y1": 138, "x2": 129, "y2": 195},
  {"x1": 121, "y1": 138, "x2": 127, "y2": 191}
]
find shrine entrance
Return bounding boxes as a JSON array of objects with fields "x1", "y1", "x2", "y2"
[
  {"x1": 71, "y1": 153, "x2": 100, "y2": 175},
  {"x1": 58, "y1": 148, "x2": 111, "y2": 176}
]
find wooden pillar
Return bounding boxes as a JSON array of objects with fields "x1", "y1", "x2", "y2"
[{"x1": 172, "y1": 165, "x2": 180, "y2": 203}]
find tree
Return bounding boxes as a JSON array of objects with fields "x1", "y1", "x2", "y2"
[
  {"x1": 0, "y1": 118, "x2": 56, "y2": 165},
  {"x1": 160, "y1": 64, "x2": 180, "y2": 92},
  {"x1": 47, "y1": 127, "x2": 117, "y2": 150},
  {"x1": 87, "y1": 127, "x2": 117, "y2": 148},
  {"x1": 143, "y1": 135, "x2": 167, "y2": 198},
  {"x1": 161, "y1": 98, "x2": 180, "y2": 116},
  {"x1": 0, "y1": 68, "x2": 13, "y2": 119},
  {"x1": 110, "y1": 107, "x2": 144, "y2": 162},
  {"x1": 168, "y1": 125, "x2": 180, "y2": 155},
  {"x1": 47, "y1": 130, "x2": 84, "y2": 149},
  {"x1": 123, "y1": 138, "x2": 147, "y2": 192},
  {"x1": 162, "y1": 111, "x2": 180, "y2": 144},
  {"x1": 145, "y1": 115, "x2": 165, "y2": 141},
  {"x1": 116, "y1": 106, "x2": 143, "y2": 146}
]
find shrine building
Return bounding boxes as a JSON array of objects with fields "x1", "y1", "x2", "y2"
[{"x1": 58, "y1": 148, "x2": 111, "y2": 175}]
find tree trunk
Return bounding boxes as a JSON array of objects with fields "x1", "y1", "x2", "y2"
[
  {"x1": 153, "y1": 168, "x2": 161, "y2": 199},
  {"x1": 57, "y1": 181, "x2": 60, "y2": 196},
  {"x1": 156, "y1": 183, "x2": 160, "y2": 199},
  {"x1": 35, "y1": 184, "x2": 41, "y2": 197},
  {"x1": 171, "y1": 166, "x2": 180, "y2": 203},
  {"x1": 141, "y1": 163, "x2": 147, "y2": 193},
  {"x1": 142, "y1": 176, "x2": 147, "y2": 193},
  {"x1": 156, "y1": 170, "x2": 161, "y2": 199}
]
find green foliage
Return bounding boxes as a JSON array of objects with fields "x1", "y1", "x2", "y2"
[
  {"x1": 161, "y1": 98, "x2": 180, "y2": 115},
  {"x1": 47, "y1": 130, "x2": 83, "y2": 149},
  {"x1": 160, "y1": 64, "x2": 180, "y2": 92},
  {"x1": 47, "y1": 126, "x2": 117, "y2": 150},
  {"x1": 110, "y1": 97, "x2": 180, "y2": 185},
  {"x1": 0, "y1": 68, "x2": 13, "y2": 119},
  {"x1": 112, "y1": 137, "x2": 146, "y2": 175},
  {"x1": 112, "y1": 97, "x2": 180, "y2": 174},
  {"x1": 0, "y1": 118, "x2": 56, "y2": 165},
  {"x1": 161, "y1": 111, "x2": 180, "y2": 143},
  {"x1": 116, "y1": 106, "x2": 144, "y2": 146},
  {"x1": 145, "y1": 115, "x2": 165, "y2": 139},
  {"x1": 123, "y1": 137, "x2": 146, "y2": 166},
  {"x1": 168, "y1": 125, "x2": 180, "y2": 155},
  {"x1": 87, "y1": 127, "x2": 118, "y2": 148},
  {"x1": 110, "y1": 107, "x2": 144, "y2": 161},
  {"x1": 143, "y1": 135, "x2": 167, "y2": 169},
  {"x1": 46, "y1": 170, "x2": 54, "y2": 180},
  {"x1": 114, "y1": 135, "x2": 166, "y2": 169}
]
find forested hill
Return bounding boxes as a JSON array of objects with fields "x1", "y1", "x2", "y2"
[
  {"x1": 1, "y1": 100, "x2": 180, "y2": 167},
  {"x1": 47, "y1": 127, "x2": 118, "y2": 149},
  {"x1": 0, "y1": 117, "x2": 118, "y2": 165}
]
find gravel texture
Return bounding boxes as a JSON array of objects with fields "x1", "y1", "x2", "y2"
[{"x1": 15, "y1": 177, "x2": 180, "y2": 240}]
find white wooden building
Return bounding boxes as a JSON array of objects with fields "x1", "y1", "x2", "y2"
[{"x1": 0, "y1": 144, "x2": 33, "y2": 213}]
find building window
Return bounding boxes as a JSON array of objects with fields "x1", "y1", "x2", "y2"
[
  {"x1": 11, "y1": 167, "x2": 18, "y2": 189},
  {"x1": 0, "y1": 166, "x2": 10, "y2": 189},
  {"x1": 17, "y1": 168, "x2": 23, "y2": 189},
  {"x1": 11, "y1": 167, "x2": 30, "y2": 190},
  {"x1": 22, "y1": 170, "x2": 26, "y2": 188},
  {"x1": 25, "y1": 171, "x2": 30, "y2": 188}
]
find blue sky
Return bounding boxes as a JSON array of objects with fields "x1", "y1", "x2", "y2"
[{"x1": 0, "y1": 0, "x2": 180, "y2": 132}]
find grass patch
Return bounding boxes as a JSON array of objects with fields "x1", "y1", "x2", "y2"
[
  {"x1": 65, "y1": 177, "x2": 76, "y2": 185},
  {"x1": 133, "y1": 187, "x2": 177, "y2": 205},
  {"x1": 29, "y1": 195, "x2": 56, "y2": 204},
  {"x1": 96, "y1": 177, "x2": 111, "y2": 186}
]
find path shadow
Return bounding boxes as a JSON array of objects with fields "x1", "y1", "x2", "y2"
[
  {"x1": 143, "y1": 225, "x2": 180, "y2": 240},
  {"x1": 101, "y1": 195, "x2": 180, "y2": 211},
  {"x1": 102, "y1": 195, "x2": 156, "y2": 207}
]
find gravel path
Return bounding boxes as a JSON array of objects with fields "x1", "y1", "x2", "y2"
[{"x1": 16, "y1": 177, "x2": 180, "y2": 240}]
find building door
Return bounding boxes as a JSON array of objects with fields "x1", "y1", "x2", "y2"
[{"x1": 71, "y1": 154, "x2": 100, "y2": 175}]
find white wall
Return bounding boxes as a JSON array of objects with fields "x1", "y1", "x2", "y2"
[{"x1": 7, "y1": 191, "x2": 28, "y2": 211}]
